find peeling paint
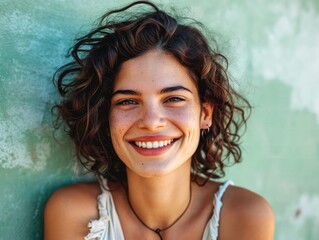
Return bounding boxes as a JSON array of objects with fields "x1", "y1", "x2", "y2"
[
  {"x1": 276, "y1": 195, "x2": 319, "y2": 239},
  {"x1": 290, "y1": 195, "x2": 319, "y2": 228},
  {"x1": 253, "y1": 2, "x2": 319, "y2": 124}
]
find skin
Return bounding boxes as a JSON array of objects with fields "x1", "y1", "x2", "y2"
[{"x1": 44, "y1": 50, "x2": 275, "y2": 240}]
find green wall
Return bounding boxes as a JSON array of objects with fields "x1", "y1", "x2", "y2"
[{"x1": 1, "y1": 0, "x2": 319, "y2": 239}]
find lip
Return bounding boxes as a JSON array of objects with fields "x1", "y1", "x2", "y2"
[
  {"x1": 129, "y1": 135, "x2": 178, "y2": 142},
  {"x1": 128, "y1": 136, "x2": 180, "y2": 156}
]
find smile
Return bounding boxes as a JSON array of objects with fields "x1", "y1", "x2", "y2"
[{"x1": 134, "y1": 139, "x2": 174, "y2": 149}]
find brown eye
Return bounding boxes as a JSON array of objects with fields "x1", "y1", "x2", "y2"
[
  {"x1": 116, "y1": 99, "x2": 138, "y2": 105},
  {"x1": 165, "y1": 97, "x2": 185, "y2": 103}
]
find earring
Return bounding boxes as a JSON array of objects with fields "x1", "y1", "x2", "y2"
[
  {"x1": 201, "y1": 128, "x2": 210, "y2": 138},
  {"x1": 201, "y1": 122, "x2": 212, "y2": 137}
]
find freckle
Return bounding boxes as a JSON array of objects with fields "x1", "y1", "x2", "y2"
[{"x1": 294, "y1": 208, "x2": 301, "y2": 218}]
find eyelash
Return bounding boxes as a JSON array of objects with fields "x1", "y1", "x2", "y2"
[
  {"x1": 116, "y1": 99, "x2": 138, "y2": 105},
  {"x1": 164, "y1": 96, "x2": 185, "y2": 103}
]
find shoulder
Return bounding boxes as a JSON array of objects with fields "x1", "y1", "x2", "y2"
[
  {"x1": 45, "y1": 181, "x2": 101, "y2": 214},
  {"x1": 219, "y1": 184, "x2": 275, "y2": 240},
  {"x1": 44, "y1": 182, "x2": 101, "y2": 240}
]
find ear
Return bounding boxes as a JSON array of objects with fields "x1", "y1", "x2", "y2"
[{"x1": 200, "y1": 102, "x2": 213, "y2": 129}]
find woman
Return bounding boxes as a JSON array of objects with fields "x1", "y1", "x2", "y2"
[{"x1": 44, "y1": 1, "x2": 275, "y2": 239}]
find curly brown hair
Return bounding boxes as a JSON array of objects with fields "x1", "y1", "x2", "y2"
[{"x1": 53, "y1": 1, "x2": 251, "y2": 183}]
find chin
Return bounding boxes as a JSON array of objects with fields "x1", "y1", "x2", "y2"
[{"x1": 127, "y1": 160, "x2": 190, "y2": 179}]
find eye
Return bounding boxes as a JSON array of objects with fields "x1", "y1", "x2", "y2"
[
  {"x1": 116, "y1": 99, "x2": 138, "y2": 105},
  {"x1": 164, "y1": 96, "x2": 185, "y2": 103}
]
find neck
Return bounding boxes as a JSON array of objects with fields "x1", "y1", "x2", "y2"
[{"x1": 126, "y1": 164, "x2": 192, "y2": 230}]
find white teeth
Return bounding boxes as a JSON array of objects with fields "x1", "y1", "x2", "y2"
[
  {"x1": 134, "y1": 139, "x2": 174, "y2": 149},
  {"x1": 153, "y1": 141, "x2": 159, "y2": 148}
]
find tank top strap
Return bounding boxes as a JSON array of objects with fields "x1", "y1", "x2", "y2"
[
  {"x1": 96, "y1": 175, "x2": 112, "y2": 218},
  {"x1": 209, "y1": 180, "x2": 233, "y2": 239},
  {"x1": 84, "y1": 175, "x2": 125, "y2": 240},
  {"x1": 97, "y1": 175, "x2": 110, "y2": 192}
]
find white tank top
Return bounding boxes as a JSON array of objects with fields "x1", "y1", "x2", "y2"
[{"x1": 85, "y1": 177, "x2": 233, "y2": 240}]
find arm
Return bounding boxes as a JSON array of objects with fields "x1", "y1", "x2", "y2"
[
  {"x1": 44, "y1": 183, "x2": 99, "y2": 240},
  {"x1": 219, "y1": 186, "x2": 275, "y2": 240}
]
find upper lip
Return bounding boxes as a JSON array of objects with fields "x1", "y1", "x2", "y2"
[{"x1": 128, "y1": 135, "x2": 180, "y2": 142}]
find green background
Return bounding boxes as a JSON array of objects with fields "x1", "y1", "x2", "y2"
[{"x1": 1, "y1": 0, "x2": 319, "y2": 239}]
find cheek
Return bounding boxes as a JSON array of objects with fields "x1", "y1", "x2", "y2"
[
  {"x1": 109, "y1": 109, "x2": 137, "y2": 138},
  {"x1": 108, "y1": 111, "x2": 127, "y2": 159},
  {"x1": 171, "y1": 107, "x2": 201, "y2": 144},
  {"x1": 109, "y1": 110, "x2": 124, "y2": 137},
  {"x1": 172, "y1": 105, "x2": 201, "y2": 127}
]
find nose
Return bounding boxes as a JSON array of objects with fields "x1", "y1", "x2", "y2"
[{"x1": 137, "y1": 101, "x2": 166, "y2": 131}]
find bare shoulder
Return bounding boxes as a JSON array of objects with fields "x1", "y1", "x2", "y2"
[
  {"x1": 44, "y1": 181, "x2": 101, "y2": 240},
  {"x1": 219, "y1": 184, "x2": 275, "y2": 240}
]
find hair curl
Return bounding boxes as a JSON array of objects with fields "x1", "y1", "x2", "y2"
[{"x1": 53, "y1": 1, "x2": 251, "y2": 183}]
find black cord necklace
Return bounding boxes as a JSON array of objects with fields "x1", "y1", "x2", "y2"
[{"x1": 127, "y1": 185, "x2": 192, "y2": 240}]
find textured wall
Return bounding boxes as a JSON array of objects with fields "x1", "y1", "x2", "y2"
[{"x1": 0, "y1": 0, "x2": 318, "y2": 239}]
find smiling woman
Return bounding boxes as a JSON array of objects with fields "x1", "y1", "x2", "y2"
[
  {"x1": 109, "y1": 50, "x2": 209, "y2": 178},
  {"x1": 44, "y1": 1, "x2": 275, "y2": 240}
]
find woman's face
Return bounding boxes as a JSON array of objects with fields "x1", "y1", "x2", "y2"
[{"x1": 109, "y1": 49, "x2": 212, "y2": 178}]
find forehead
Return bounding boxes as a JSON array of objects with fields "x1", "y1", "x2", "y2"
[{"x1": 113, "y1": 49, "x2": 197, "y2": 91}]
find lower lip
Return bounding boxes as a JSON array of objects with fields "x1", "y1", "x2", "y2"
[{"x1": 130, "y1": 140, "x2": 176, "y2": 156}]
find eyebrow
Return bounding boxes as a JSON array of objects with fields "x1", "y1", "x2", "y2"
[
  {"x1": 112, "y1": 85, "x2": 193, "y2": 97},
  {"x1": 160, "y1": 85, "x2": 193, "y2": 94},
  {"x1": 111, "y1": 89, "x2": 141, "y2": 97}
]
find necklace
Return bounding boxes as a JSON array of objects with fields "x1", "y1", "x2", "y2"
[{"x1": 127, "y1": 185, "x2": 192, "y2": 240}]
